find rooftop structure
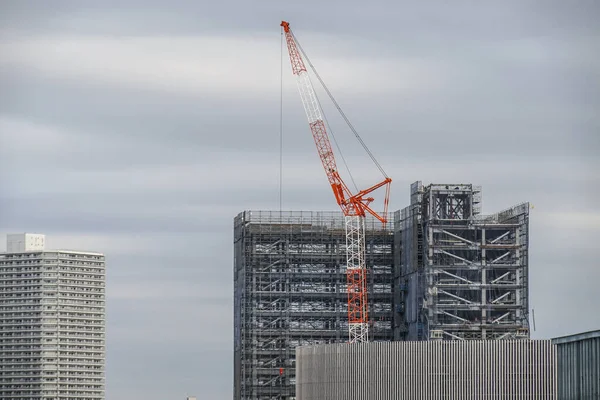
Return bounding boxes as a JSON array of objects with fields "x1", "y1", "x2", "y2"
[{"x1": 6, "y1": 233, "x2": 46, "y2": 253}]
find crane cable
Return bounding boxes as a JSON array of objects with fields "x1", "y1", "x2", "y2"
[
  {"x1": 292, "y1": 31, "x2": 389, "y2": 179},
  {"x1": 279, "y1": 27, "x2": 284, "y2": 212}
]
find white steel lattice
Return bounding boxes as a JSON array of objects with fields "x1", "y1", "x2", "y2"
[
  {"x1": 345, "y1": 215, "x2": 369, "y2": 343},
  {"x1": 296, "y1": 72, "x2": 322, "y2": 124}
]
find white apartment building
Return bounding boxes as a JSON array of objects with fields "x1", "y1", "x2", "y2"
[{"x1": 0, "y1": 233, "x2": 105, "y2": 400}]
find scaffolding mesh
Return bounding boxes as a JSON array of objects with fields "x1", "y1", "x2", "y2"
[{"x1": 234, "y1": 211, "x2": 394, "y2": 400}]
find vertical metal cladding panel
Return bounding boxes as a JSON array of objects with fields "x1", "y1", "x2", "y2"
[
  {"x1": 553, "y1": 331, "x2": 600, "y2": 400},
  {"x1": 296, "y1": 340, "x2": 557, "y2": 399}
]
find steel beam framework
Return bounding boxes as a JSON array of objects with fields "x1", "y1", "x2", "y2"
[
  {"x1": 234, "y1": 211, "x2": 393, "y2": 400},
  {"x1": 395, "y1": 182, "x2": 530, "y2": 341}
]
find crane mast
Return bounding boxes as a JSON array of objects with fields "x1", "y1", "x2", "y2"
[{"x1": 281, "y1": 21, "x2": 391, "y2": 343}]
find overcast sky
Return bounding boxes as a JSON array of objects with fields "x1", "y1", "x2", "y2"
[{"x1": 1, "y1": 1, "x2": 598, "y2": 399}]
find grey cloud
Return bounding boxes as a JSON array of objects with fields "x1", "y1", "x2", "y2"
[
  {"x1": 530, "y1": 260, "x2": 599, "y2": 338},
  {"x1": 3, "y1": 1, "x2": 599, "y2": 40},
  {"x1": 2, "y1": 29, "x2": 597, "y2": 161},
  {"x1": 108, "y1": 253, "x2": 234, "y2": 284},
  {"x1": 105, "y1": 272, "x2": 233, "y2": 397},
  {"x1": 0, "y1": 187, "x2": 334, "y2": 234},
  {"x1": 108, "y1": 298, "x2": 231, "y2": 344},
  {"x1": 106, "y1": 345, "x2": 230, "y2": 399},
  {"x1": 0, "y1": 71, "x2": 312, "y2": 161}
]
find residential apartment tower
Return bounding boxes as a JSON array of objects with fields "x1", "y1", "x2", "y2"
[{"x1": 0, "y1": 233, "x2": 106, "y2": 400}]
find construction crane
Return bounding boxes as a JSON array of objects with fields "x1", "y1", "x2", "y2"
[{"x1": 281, "y1": 21, "x2": 392, "y2": 343}]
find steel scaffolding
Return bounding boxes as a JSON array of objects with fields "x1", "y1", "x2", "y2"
[
  {"x1": 234, "y1": 211, "x2": 394, "y2": 400},
  {"x1": 395, "y1": 182, "x2": 530, "y2": 341}
]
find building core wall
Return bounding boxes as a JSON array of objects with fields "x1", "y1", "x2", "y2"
[
  {"x1": 234, "y1": 211, "x2": 394, "y2": 400},
  {"x1": 395, "y1": 182, "x2": 530, "y2": 341}
]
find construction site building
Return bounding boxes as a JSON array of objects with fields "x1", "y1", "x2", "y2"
[
  {"x1": 233, "y1": 211, "x2": 394, "y2": 400},
  {"x1": 394, "y1": 181, "x2": 530, "y2": 341}
]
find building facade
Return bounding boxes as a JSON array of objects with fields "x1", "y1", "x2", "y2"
[
  {"x1": 296, "y1": 340, "x2": 557, "y2": 399},
  {"x1": 552, "y1": 330, "x2": 600, "y2": 399},
  {"x1": 234, "y1": 211, "x2": 394, "y2": 400},
  {"x1": 0, "y1": 234, "x2": 106, "y2": 400},
  {"x1": 395, "y1": 182, "x2": 530, "y2": 341}
]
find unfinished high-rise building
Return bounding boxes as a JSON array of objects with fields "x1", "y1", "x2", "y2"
[
  {"x1": 233, "y1": 211, "x2": 394, "y2": 400},
  {"x1": 394, "y1": 182, "x2": 530, "y2": 341}
]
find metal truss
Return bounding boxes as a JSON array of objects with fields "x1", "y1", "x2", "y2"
[
  {"x1": 395, "y1": 182, "x2": 530, "y2": 341},
  {"x1": 345, "y1": 215, "x2": 369, "y2": 343},
  {"x1": 234, "y1": 211, "x2": 393, "y2": 400}
]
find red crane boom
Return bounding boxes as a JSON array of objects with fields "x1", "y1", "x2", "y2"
[{"x1": 281, "y1": 21, "x2": 391, "y2": 343}]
